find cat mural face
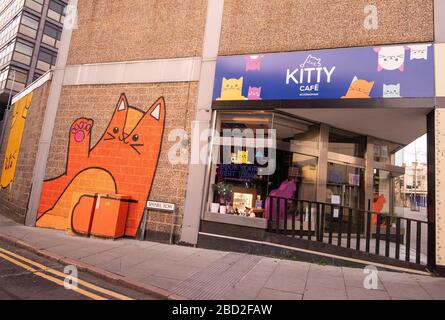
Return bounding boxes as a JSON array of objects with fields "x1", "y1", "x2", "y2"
[
  {"x1": 374, "y1": 46, "x2": 406, "y2": 72},
  {"x1": 217, "y1": 77, "x2": 246, "y2": 101},
  {"x1": 342, "y1": 76, "x2": 375, "y2": 99},
  {"x1": 247, "y1": 86, "x2": 262, "y2": 100},
  {"x1": 408, "y1": 44, "x2": 431, "y2": 60},
  {"x1": 245, "y1": 55, "x2": 264, "y2": 71},
  {"x1": 383, "y1": 84, "x2": 401, "y2": 98},
  {"x1": 95, "y1": 94, "x2": 165, "y2": 159}
]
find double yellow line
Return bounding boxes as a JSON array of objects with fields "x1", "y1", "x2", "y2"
[{"x1": 0, "y1": 246, "x2": 133, "y2": 300}]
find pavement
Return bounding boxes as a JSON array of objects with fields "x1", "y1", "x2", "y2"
[
  {"x1": 1, "y1": 214, "x2": 444, "y2": 300},
  {"x1": 0, "y1": 240, "x2": 157, "y2": 300}
]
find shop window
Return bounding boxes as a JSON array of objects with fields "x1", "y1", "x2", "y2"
[
  {"x1": 12, "y1": 39, "x2": 34, "y2": 65},
  {"x1": 42, "y1": 22, "x2": 62, "y2": 48},
  {"x1": 24, "y1": 0, "x2": 43, "y2": 13},
  {"x1": 373, "y1": 168, "x2": 406, "y2": 217},
  {"x1": 328, "y1": 127, "x2": 366, "y2": 158},
  {"x1": 373, "y1": 139, "x2": 402, "y2": 164},
  {"x1": 47, "y1": 0, "x2": 65, "y2": 23},
  {"x1": 19, "y1": 13, "x2": 39, "y2": 39},
  {"x1": 206, "y1": 112, "x2": 319, "y2": 220}
]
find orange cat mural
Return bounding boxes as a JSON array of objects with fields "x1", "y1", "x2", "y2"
[
  {"x1": 342, "y1": 76, "x2": 375, "y2": 99},
  {"x1": 36, "y1": 94, "x2": 165, "y2": 237}
]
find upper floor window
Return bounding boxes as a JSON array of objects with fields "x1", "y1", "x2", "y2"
[
  {"x1": 0, "y1": 0, "x2": 25, "y2": 31},
  {"x1": 47, "y1": 0, "x2": 65, "y2": 23},
  {"x1": 42, "y1": 22, "x2": 62, "y2": 48},
  {"x1": 4, "y1": 67, "x2": 28, "y2": 92},
  {"x1": 24, "y1": 0, "x2": 44, "y2": 13},
  {"x1": 0, "y1": 41, "x2": 15, "y2": 70},
  {"x1": 19, "y1": 12, "x2": 39, "y2": 39},
  {"x1": 12, "y1": 39, "x2": 34, "y2": 65},
  {"x1": 36, "y1": 48, "x2": 57, "y2": 72},
  {"x1": 0, "y1": 15, "x2": 20, "y2": 48}
]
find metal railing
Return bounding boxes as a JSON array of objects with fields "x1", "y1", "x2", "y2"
[{"x1": 266, "y1": 196, "x2": 432, "y2": 266}]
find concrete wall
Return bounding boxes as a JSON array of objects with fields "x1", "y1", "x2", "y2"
[
  {"x1": 67, "y1": 0, "x2": 208, "y2": 64},
  {"x1": 0, "y1": 81, "x2": 51, "y2": 223},
  {"x1": 219, "y1": 0, "x2": 434, "y2": 55}
]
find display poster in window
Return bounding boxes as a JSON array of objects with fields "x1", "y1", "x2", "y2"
[{"x1": 349, "y1": 173, "x2": 361, "y2": 187}]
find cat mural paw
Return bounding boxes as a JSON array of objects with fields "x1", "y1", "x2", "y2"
[
  {"x1": 71, "y1": 119, "x2": 93, "y2": 143},
  {"x1": 67, "y1": 118, "x2": 93, "y2": 175}
]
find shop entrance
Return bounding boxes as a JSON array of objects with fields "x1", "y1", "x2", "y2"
[
  {"x1": 201, "y1": 109, "x2": 430, "y2": 270},
  {"x1": 327, "y1": 162, "x2": 364, "y2": 211}
]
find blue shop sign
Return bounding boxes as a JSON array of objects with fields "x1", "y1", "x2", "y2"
[{"x1": 213, "y1": 43, "x2": 435, "y2": 101}]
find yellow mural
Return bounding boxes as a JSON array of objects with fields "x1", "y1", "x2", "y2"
[{"x1": 0, "y1": 92, "x2": 33, "y2": 188}]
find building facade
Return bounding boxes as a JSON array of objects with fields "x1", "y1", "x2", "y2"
[
  {"x1": 1, "y1": 0, "x2": 445, "y2": 274},
  {"x1": 0, "y1": 0, "x2": 67, "y2": 116}
]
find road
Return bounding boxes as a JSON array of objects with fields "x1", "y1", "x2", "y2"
[{"x1": 0, "y1": 240, "x2": 158, "y2": 300}]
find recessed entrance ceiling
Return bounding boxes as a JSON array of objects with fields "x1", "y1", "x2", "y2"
[{"x1": 279, "y1": 108, "x2": 432, "y2": 146}]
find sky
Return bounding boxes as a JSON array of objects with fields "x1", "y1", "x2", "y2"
[{"x1": 395, "y1": 134, "x2": 427, "y2": 166}]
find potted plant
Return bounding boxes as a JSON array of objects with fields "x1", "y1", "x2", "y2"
[{"x1": 212, "y1": 182, "x2": 233, "y2": 214}]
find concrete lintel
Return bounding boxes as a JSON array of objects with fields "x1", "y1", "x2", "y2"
[{"x1": 63, "y1": 57, "x2": 202, "y2": 86}]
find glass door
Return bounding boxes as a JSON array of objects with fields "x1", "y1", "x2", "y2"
[{"x1": 326, "y1": 162, "x2": 365, "y2": 210}]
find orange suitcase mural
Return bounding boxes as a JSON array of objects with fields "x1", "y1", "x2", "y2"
[
  {"x1": 37, "y1": 94, "x2": 166, "y2": 237},
  {"x1": 70, "y1": 194, "x2": 135, "y2": 239}
]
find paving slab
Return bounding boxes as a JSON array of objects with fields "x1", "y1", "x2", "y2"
[
  {"x1": 346, "y1": 286, "x2": 391, "y2": 300},
  {"x1": 257, "y1": 288, "x2": 303, "y2": 300},
  {"x1": 383, "y1": 282, "x2": 432, "y2": 300},
  {"x1": 264, "y1": 267, "x2": 308, "y2": 294},
  {"x1": 416, "y1": 281, "x2": 445, "y2": 300},
  {"x1": 303, "y1": 286, "x2": 348, "y2": 300}
]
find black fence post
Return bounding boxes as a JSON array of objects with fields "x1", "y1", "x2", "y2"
[
  {"x1": 347, "y1": 208, "x2": 352, "y2": 249},
  {"x1": 406, "y1": 220, "x2": 412, "y2": 262},
  {"x1": 308, "y1": 202, "x2": 312, "y2": 241},
  {"x1": 416, "y1": 221, "x2": 422, "y2": 265},
  {"x1": 395, "y1": 218, "x2": 401, "y2": 260},
  {"x1": 337, "y1": 208, "x2": 343, "y2": 247},
  {"x1": 366, "y1": 212, "x2": 371, "y2": 253}
]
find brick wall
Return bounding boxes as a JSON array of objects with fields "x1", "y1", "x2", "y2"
[
  {"x1": 44, "y1": 82, "x2": 197, "y2": 242},
  {"x1": 219, "y1": 0, "x2": 434, "y2": 55},
  {"x1": 67, "y1": 0, "x2": 207, "y2": 65},
  {"x1": 0, "y1": 81, "x2": 51, "y2": 224}
]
